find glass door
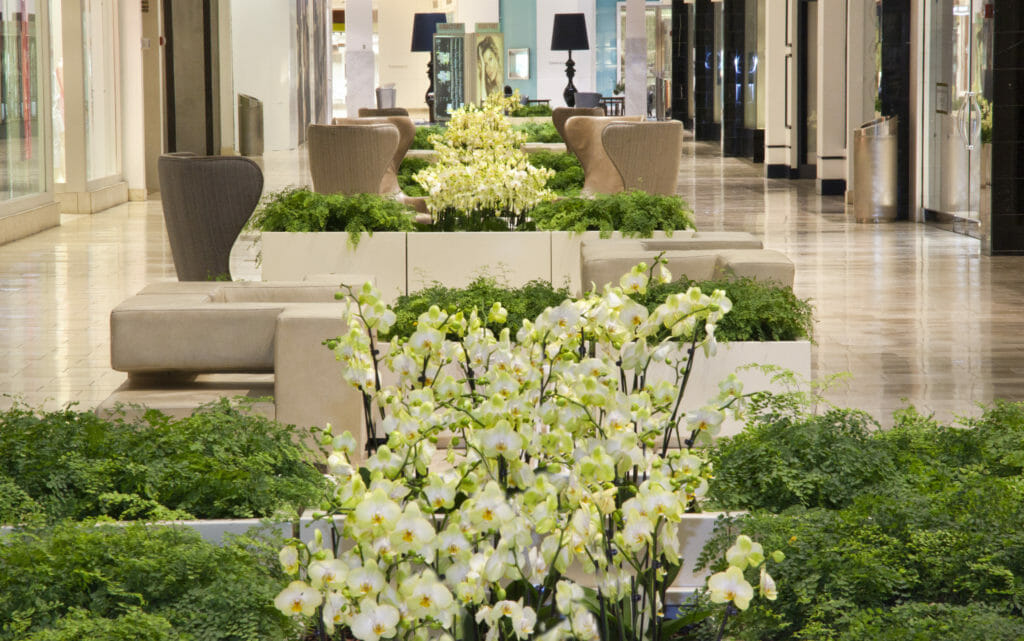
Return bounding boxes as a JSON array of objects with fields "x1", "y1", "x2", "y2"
[{"x1": 922, "y1": 0, "x2": 992, "y2": 228}]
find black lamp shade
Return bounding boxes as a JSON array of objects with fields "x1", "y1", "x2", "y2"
[
  {"x1": 551, "y1": 13, "x2": 589, "y2": 51},
  {"x1": 411, "y1": 13, "x2": 447, "y2": 52}
]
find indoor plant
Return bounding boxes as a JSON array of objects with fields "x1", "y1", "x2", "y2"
[{"x1": 272, "y1": 262, "x2": 784, "y2": 640}]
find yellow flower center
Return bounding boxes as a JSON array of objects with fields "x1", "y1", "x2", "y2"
[
  {"x1": 420, "y1": 595, "x2": 433, "y2": 608},
  {"x1": 360, "y1": 582, "x2": 373, "y2": 594},
  {"x1": 482, "y1": 508, "x2": 494, "y2": 521},
  {"x1": 291, "y1": 599, "x2": 304, "y2": 613},
  {"x1": 403, "y1": 529, "x2": 414, "y2": 543},
  {"x1": 373, "y1": 623, "x2": 386, "y2": 635}
]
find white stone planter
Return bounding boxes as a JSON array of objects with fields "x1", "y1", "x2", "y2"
[
  {"x1": 683, "y1": 340, "x2": 812, "y2": 439},
  {"x1": 260, "y1": 230, "x2": 683, "y2": 298},
  {"x1": 260, "y1": 231, "x2": 407, "y2": 301},
  {"x1": 407, "y1": 231, "x2": 552, "y2": 292}
]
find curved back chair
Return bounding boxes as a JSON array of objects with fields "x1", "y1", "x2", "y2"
[
  {"x1": 563, "y1": 115, "x2": 645, "y2": 195},
  {"x1": 552, "y1": 107, "x2": 604, "y2": 156},
  {"x1": 307, "y1": 123, "x2": 400, "y2": 195},
  {"x1": 602, "y1": 120, "x2": 684, "y2": 195},
  {"x1": 357, "y1": 107, "x2": 410, "y2": 117},
  {"x1": 332, "y1": 115, "x2": 415, "y2": 195},
  {"x1": 157, "y1": 154, "x2": 264, "y2": 281},
  {"x1": 574, "y1": 92, "x2": 603, "y2": 109}
]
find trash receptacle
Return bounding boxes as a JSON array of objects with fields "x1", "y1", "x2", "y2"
[
  {"x1": 238, "y1": 94, "x2": 264, "y2": 157},
  {"x1": 853, "y1": 116, "x2": 898, "y2": 223},
  {"x1": 376, "y1": 84, "x2": 397, "y2": 109}
]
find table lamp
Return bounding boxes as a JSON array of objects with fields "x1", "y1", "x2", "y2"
[
  {"x1": 411, "y1": 12, "x2": 447, "y2": 122},
  {"x1": 550, "y1": 13, "x2": 590, "y2": 107}
]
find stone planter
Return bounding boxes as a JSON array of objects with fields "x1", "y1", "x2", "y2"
[
  {"x1": 260, "y1": 230, "x2": 681, "y2": 298},
  {"x1": 260, "y1": 231, "x2": 408, "y2": 301}
]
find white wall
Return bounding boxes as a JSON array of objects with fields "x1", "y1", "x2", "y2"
[
  {"x1": 230, "y1": 0, "x2": 296, "y2": 151},
  {"x1": 537, "y1": 0, "x2": 597, "y2": 107},
  {"x1": 763, "y1": 0, "x2": 792, "y2": 171},
  {"x1": 377, "y1": 0, "x2": 435, "y2": 112},
  {"x1": 454, "y1": 0, "x2": 499, "y2": 26}
]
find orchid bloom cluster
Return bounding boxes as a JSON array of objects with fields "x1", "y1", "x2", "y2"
[
  {"x1": 414, "y1": 93, "x2": 555, "y2": 223},
  {"x1": 275, "y1": 262, "x2": 780, "y2": 641}
]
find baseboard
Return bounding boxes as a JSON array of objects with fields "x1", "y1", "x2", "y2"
[
  {"x1": 0, "y1": 201, "x2": 61, "y2": 246},
  {"x1": 765, "y1": 164, "x2": 790, "y2": 179},
  {"x1": 818, "y1": 178, "x2": 846, "y2": 196},
  {"x1": 57, "y1": 181, "x2": 129, "y2": 214}
]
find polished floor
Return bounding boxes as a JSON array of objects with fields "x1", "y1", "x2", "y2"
[{"x1": 1, "y1": 140, "x2": 1020, "y2": 427}]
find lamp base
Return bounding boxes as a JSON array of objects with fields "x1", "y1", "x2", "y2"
[
  {"x1": 562, "y1": 52, "x2": 577, "y2": 108},
  {"x1": 425, "y1": 55, "x2": 436, "y2": 123}
]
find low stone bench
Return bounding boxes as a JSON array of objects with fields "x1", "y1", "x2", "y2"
[
  {"x1": 99, "y1": 279, "x2": 370, "y2": 454},
  {"x1": 581, "y1": 238, "x2": 794, "y2": 291}
]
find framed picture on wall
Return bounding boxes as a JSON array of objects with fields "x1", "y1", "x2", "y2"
[{"x1": 508, "y1": 48, "x2": 529, "y2": 80}]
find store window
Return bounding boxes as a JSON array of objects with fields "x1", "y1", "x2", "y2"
[{"x1": 0, "y1": 0, "x2": 47, "y2": 203}]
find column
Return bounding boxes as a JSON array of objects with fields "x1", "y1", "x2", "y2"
[
  {"x1": 346, "y1": 0, "x2": 374, "y2": 115},
  {"x1": 671, "y1": 0, "x2": 689, "y2": 125},
  {"x1": 721, "y1": 0, "x2": 745, "y2": 156},
  {"x1": 989, "y1": 0, "x2": 1024, "y2": 253},
  {"x1": 815, "y1": 0, "x2": 847, "y2": 195},
  {"x1": 763, "y1": 0, "x2": 792, "y2": 177},
  {"x1": 624, "y1": 0, "x2": 646, "y2": 116},
  {"x1": 879, "y1": 0, "x2": 910, "y2": 214},
  {"x1": 693, "y1": 0, "x2": 717, "y2": 140}
]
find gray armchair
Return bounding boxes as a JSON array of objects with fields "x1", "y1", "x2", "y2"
[{"x1": 157, "y1": 154, "x2": 263, "y2": 281}]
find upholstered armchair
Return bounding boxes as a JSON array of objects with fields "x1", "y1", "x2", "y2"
[
  {"x1": 307, "y1": 123, "x2": 400, "y2": 196},
  {"x1": 357, "y1": 107, "x2": 410, "y2": 117},
  {"x1": 602, "y1": 120, "x2": 684, "y2": 194},
  {"x1": 552, "y1": 107, "x2": 604, "y2": 156},
  {"x1": 330, "y1": 115, "x2": 429, "y2": 215},
  {"x1": 565, "y1": 115, "x2": 681, "y2": 195},
  {"x1": 157, "y1": 154, "x2": 264, "y2": 281}
]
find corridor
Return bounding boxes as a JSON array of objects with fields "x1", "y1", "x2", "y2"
[{"x1": 0, "y1": 139, "x2": 1019, "y2": 427}]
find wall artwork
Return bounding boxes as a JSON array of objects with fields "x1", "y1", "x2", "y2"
[{"x1": 475, "y1": 31, "x2": 504, "y2": 102}]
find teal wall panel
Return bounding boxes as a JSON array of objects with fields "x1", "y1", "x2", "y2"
[
  {"x1": 499, "y1": 0, "x2": 537, "y2": 99},
  {"x1": 596, "y1": 0, "x2": 618, "y2": 96}
]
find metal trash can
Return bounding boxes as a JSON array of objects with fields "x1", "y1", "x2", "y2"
[
  {"x1": 376, "y1": 85, "x2": 397, "y2": 109},
  {"x1": 238, "y1": 94, "x2": 264, "y2": 157},
  {"x1": 853, "y1": 116, "x2": 898, "y2": 223}
]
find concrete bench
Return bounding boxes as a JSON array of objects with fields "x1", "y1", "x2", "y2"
[
  {"x1": 99, "y1": 279, "x2": 371, "y2": 454},
  {"x1": 581, "y1": 238, "x2": 794, "y2": 291}
]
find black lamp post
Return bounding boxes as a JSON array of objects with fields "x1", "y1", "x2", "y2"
[
  {"x1": 550, "y1": 13, "x2": 590, "y2": 108},
  {"x1": 411, "y1": 13, "x2": 447, "y2": 123}
]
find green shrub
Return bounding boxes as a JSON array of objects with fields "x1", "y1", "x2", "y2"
[
  {"x1": 699, "y1": 401, "x2": 1024, "y2": 640},
  {"x1": 644, "y1": 276, "x2": 814, "y2": 342},
  {"x1": 398, "y1": 157, "x2": 431, "y2": 197},
  {"x1": 509, "y1": 104, "x2": 553, "y2": 117},
  {"x1": 383, "y1": 277, "x2": 571, "y2": 340},
  {"x1": 528, "y1": 191, "x2": 696, "y2": 236},
  {"x1": 706, "y1": 406, "x2": 890, "y2": 511},
  {"x1": 0, "y1": 399, "x2": 325, "y2": 522},
  {"x1": 248, "y1": 189, "x2": 415, "y2": 243},
  {"x1": 841, "y1": 602, "x2": 1024, "y2": 641},
  {"x1": 0, "y1": 474, "x2": 43, "y2": 525},
  {"x1": 513, "y1": 121, "x2": 562, "y2": 143},
  {"x1": 21, "y1": 609, "x2": 181, "y2": 641},
  {"x1": 0, "y1": 523, "x2": 299, "y2": 641},
  {"x1": 527, "y1": 150, "x2": 584, "y2": 196},
  {"x1": 411, "y1": 125, "x2": 446, "y2": 149}
]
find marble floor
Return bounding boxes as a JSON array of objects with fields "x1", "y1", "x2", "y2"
[{"x1": 1, "y1": 139, "x2": 1020, "y2": 427}]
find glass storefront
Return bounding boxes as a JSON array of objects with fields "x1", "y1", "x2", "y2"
[
  {"x1": 922, "y1": 0, "x2": 992, "y2": 230},
  {"x1": 0, "y1": 0, "x2": 47, "y2": 203}
]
